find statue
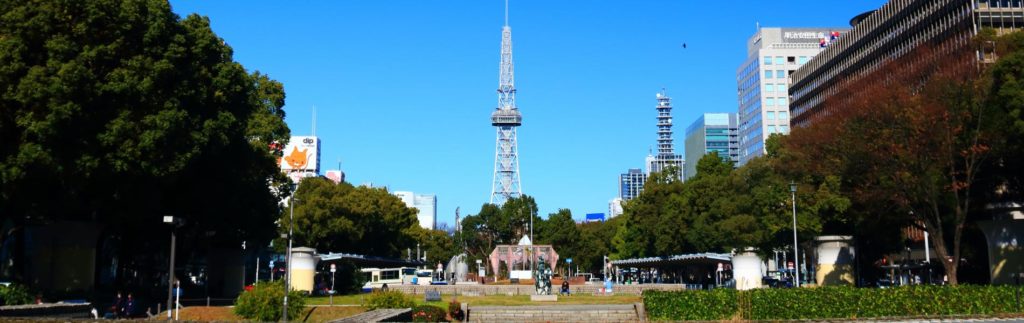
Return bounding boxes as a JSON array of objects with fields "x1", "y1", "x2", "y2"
[{"x1": 535, "y1": 254, "x2": 552, "y2": 295}]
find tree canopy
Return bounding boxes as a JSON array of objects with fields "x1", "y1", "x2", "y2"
[
  {"x1": 0, "y1": 0, "x2": 289, "y2": 283},
  {"x1": 283, "y1": 177, "x2": 418, "y2": 257}
]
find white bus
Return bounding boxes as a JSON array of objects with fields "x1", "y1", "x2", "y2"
[{"x1": 361, "y1": 267, "x2": 431, "y2": 291}]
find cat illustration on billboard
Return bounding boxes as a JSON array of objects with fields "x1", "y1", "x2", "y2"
[{"x1": 282, "y1": 146, "x2": 309, "y2": 170}]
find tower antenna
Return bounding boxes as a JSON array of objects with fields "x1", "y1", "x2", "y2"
[{"x1": 490, "y1": 0, "x2": 523, "y2": 205}]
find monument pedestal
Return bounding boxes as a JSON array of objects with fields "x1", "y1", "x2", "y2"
[{"x1": 530, "y1": 295, "x2": 558, "y2": 302}]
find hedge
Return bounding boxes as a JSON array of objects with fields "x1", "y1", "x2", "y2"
[
  {"x1": 644, "y1": 288, "x2": 737, "y2": 321},
  {"x1": 644, "y1": 285, "x2": 1023, "y2": 321}
]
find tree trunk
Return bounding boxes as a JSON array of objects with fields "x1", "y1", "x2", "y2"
[{"x1": 928, "y1": 227, "x2": 958, "y2": 285}]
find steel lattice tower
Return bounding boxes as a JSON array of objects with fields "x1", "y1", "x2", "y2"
[{"x1": 490, "y1": 0, "x2": 522, "y2": 205}]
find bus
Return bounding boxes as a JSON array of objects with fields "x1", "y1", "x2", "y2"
[{"x1": 360, "y1": 267, "x2": 431, "y2": 291}]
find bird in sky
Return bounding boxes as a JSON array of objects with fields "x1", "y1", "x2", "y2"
[{"x1": 682, "y1": 43, "x2": 687, "y2": 49}]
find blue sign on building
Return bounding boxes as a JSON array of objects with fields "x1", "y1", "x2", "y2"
[{"x1": 585, "y1": 213, "x2": 605, "y2": 222}]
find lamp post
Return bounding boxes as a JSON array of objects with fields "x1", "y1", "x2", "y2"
[
  {"x1": 283, "y1": 193, "x2": 297, "y2": 322},
  {"x1": 790, "y1": 181, "x2": 800, "y2": 288},
  {"x1": 529, "y1": 208, "x2": 534, "y2": 277},
  {"x1": 163, "y1": 215, "x2": 182, "y2": 320}
]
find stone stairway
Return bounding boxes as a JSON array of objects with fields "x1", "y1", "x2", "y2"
[
  {"x1": 327, "y1": 308, "x2": 411, "y2": 323},
  {"x1": 468, "y1": 304, "x2": 642, "y2": 322}
]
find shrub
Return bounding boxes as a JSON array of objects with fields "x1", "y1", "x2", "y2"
[
  {"x1": 365, "y1": 290, "x2": 415, "y2": 310},
  {"x1": 0, "y1": 284, "x2": 33, "y2": 306},
  {"x1": 448, "y1": 299, "x2": 464, "y2": 321},
  {"x1": 746, "y1": 285, "x2": 1020, "y2": 319},
  {"x1": 643, "y1": 289, "x2": 737, "y2": 321},
  {"x1": 233, "y1": 281, "x2": 306, "y2": 321},
  {"x1": 644, "y1": 285, "x2": 1023, "y2": 321},
  {"x1": 411, "y1": 305, "x2": 448, "y2": 322}
]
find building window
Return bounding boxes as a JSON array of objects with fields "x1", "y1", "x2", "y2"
[
  {"x1": 765, "y1": 70, "x2": 773, "y2": 79},
  {"x1": 774, "y1": 56, "x2": 784, "y2": 65},
  {"x1": 798, "y1": 56, "x2": 808, "y2": 64},
  {"x1": 776, "y1": 70, "x2": 785, "y2": 78},
  {"x1": 768, "y1": 125, "x2": 777, "y2": 133},
  {"x1": 778, "y1": 83, "x2": 787, "y2": 92},
  {"x1": 764, "y1": 56, "x2": 772, "y2": 65},
  {"x1": 787, "y1": 56, "x2": 796, "y2": 63},
  {"x1": 764, "y1": 84, "x2": 774, "y2": 92},
  {"x1": 779, "y1": 111, "x2": 788, "y2": 120},
  {"x1": 766, "y1": 98, "x2": 775, "y2": 106},
  {"x1": 780, "y1": 125, "x2": 789, "y2": 133},
  {"x1": 778, "y1": 97, "x2": 788, "y2": 106},
  {"x1": 767, "y1": 111, "x2": 776, "y2": 119}
]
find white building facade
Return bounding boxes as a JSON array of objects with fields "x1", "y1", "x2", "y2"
[
  {"x1": 394, "y1": 191, "x2": 437, "y2": 230},
  {"x1": 735, "y1": 28, "x2": 846, "y2": 166}
]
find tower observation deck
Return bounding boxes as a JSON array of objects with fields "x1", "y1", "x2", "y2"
[{"x1": 490, "y1": 3, "x2": 522, "y2": 205}]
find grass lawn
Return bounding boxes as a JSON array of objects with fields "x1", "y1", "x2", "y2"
[{"x1": 306, "y1": 293, "x2": 641, "y2": 307}]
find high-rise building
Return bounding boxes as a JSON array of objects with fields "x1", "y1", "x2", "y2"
[
  {"x1": 608, "y1": 197, "x2": 624, "y2": 218},
  {"x1": 684, "y1": 113, "x2": 739, "y2": 180},
  {"x1": 490, "y1": 2, "x2": 523, "y2": 206},
  {"x1": 394, "y1": 191, "x2": 437, "y2": 230},
  {"x1": 790, "y1": 0, "x2": 1020, "y2": 127},
  {"x1": 646, "y1": 90, "x2": 684, "y2": 180},
  {"x1": 619, "y1": 169, "x2": 647, "y2": 201},
  {"x1": 736, "y1": 27, "x2": 847, "y2": 165}
]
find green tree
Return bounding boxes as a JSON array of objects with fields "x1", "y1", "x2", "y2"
[
  {"x1": 616, "y1": 165, "x2": 690, "y2": 258},
  {"x1": 283, "y1": 178, "x2": 418, "y2": 257},
  {"x1": 409, "y1": 227, "x2": 456, "y2": 266},
  {"x1": 0, "y1": 0, "x2": 290, "y2": 284}
]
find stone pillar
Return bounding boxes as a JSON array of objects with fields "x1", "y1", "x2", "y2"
[
  {"x1": 815, "y1": 235, "x2": 855, "y2": 285},
  {"x1": 289, "y1": 247, "x2": 318, "y2": 292},
  {"x1": 732, "y1": 249, "x2": 763, "y2": 290}
]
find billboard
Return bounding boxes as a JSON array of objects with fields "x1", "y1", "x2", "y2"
[
  {"x1": 280, "y1": 136, "x2": 320, "y2": 172},
  {"x1": 586, "y1": 213, "x2": 605, "y2": 223}
]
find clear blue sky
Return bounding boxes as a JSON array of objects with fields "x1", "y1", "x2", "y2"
[{"x1": 169, "y1": 0, "x2": 885, "y2": 226}]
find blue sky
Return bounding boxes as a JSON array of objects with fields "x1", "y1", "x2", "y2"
[{"x1": 169, "y1": 0, "x2": 885, "y2": 227}]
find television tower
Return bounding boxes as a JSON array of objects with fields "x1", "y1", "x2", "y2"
[{"x1": 490, "y1": 0, "x2": 522, "y2": 205}]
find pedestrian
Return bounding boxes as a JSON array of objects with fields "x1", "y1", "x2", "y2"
[
  {"x1": 107, "y1": 292, "x2": 123, "y2": 319},
  {"x1": 122, "y1": 293, "x2": 135, "y2": 318},
  {"x1": 560, "y1": 279, "x2": 570, "y2": 296},
  {"x1": 381, "y1": 283, "x2": 389, "y2": 291}
]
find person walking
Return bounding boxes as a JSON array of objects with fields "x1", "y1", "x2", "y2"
[
  {"x1": 107, "y1": 292, "x2": 123, "y2": 319},
  {"x1": 123, "y1": 293, "x2": 135, "y2": 318}
]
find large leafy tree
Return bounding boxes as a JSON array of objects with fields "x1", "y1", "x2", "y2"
[
  {"x1": 615, "y1": 165, "x2": 689, "y2": 258},
  {"x1": 780, "y1": 43, "x2": 995, "y2": 285},
  {"x1": 284, "y1": 178, "x2": 418, "y2": 257},
  {"x1": 0, "y1": 0, "x2": 289, "y2": 283}
]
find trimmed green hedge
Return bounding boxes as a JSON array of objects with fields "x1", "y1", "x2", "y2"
[
  {"x1": 644, "y1": 285, "x2": 1023, "y2": 321},
  {"x1": 644, "y1": 288, "x2": 737, "y2": 321},
  {"x1": 365, "y1": 290, "x2": 415, "y2": 310}
]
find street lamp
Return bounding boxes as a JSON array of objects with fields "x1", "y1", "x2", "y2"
[
  {"x1": 163, "y1": 215, "x2": 183, "y2": 320},
  {"x1": 283, "y1": 192, "x2": 297, "y2": 322},
  {"x1": 790, "y1": 181, "x2": 800, "y2": 288}
]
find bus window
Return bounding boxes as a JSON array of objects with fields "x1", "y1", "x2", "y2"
[
  {"x1": 403, "y1": 268, "x2": 416, "y2": 276},
  {"x1": 381, "y1": 270, "x2": 399, "y2": 280}
]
